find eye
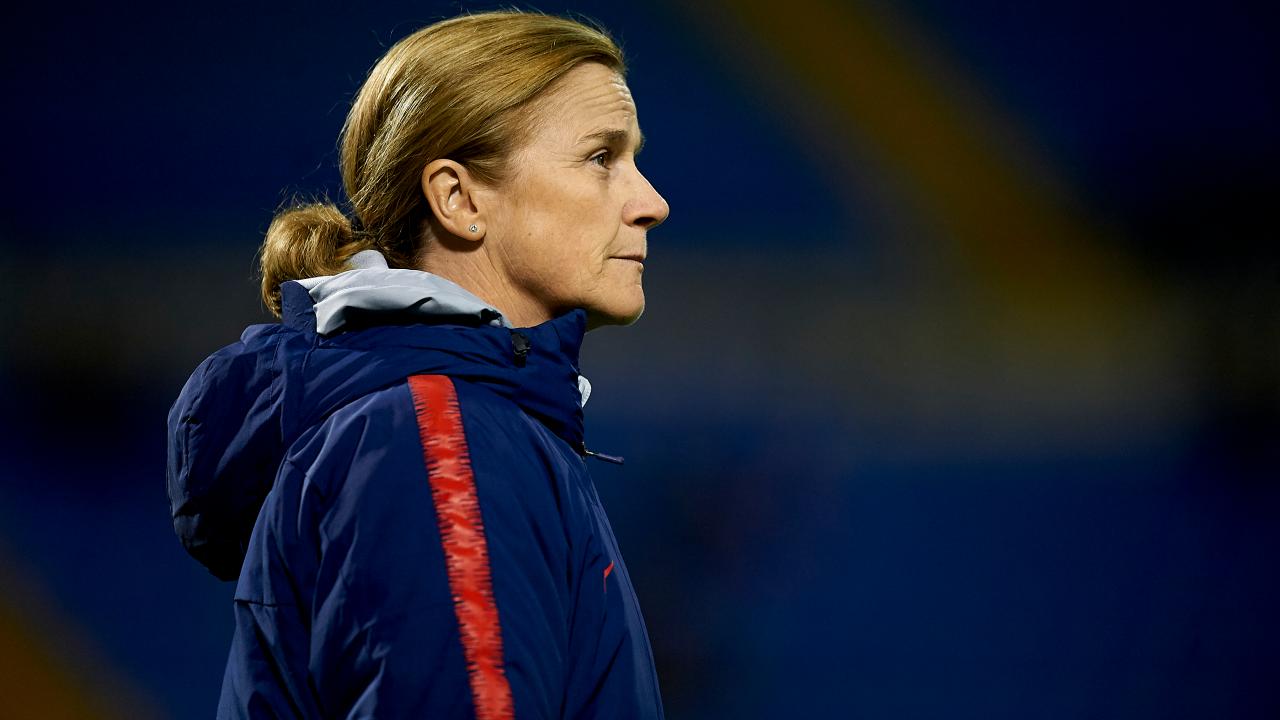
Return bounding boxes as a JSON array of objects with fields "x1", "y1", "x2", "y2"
[{"x1": 589, "y1": 149, "x2": 612, "y2": 168}]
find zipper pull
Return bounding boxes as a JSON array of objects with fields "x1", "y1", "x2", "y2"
[
  {"x1": 511, "y1": 331, "x2": 531, "y2": 367},
  {"x1": 576, "y1": 441, "x2": 625, "y2": 465}
]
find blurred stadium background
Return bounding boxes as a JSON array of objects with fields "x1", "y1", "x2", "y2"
[{"x1": 1, "y1": 0, "x2": 1276, "y2": 717}]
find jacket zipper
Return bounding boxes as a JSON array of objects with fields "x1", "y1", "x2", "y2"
[{"x1": 576, "y1": 441, "x2": 625, "y2": 465}]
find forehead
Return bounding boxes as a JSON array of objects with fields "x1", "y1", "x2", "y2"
[{"x1": 527, "y1": 62, "x2": 639, "y2": 145}]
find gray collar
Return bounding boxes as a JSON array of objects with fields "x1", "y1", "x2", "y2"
[
  {"x1": 295, "y1": 250, "x2": 592, "y2": 408},
  {"x1": 296, "y1": 249, "x2": 512, "y2": 335}
]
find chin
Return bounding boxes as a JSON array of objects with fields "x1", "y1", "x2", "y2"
[{"x1": 584, "y1": 292, "x2": 645, "y2": 331}]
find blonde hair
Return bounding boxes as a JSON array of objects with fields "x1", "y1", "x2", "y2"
[{"x1": 259, "y1": 11, "x2": 626, "y2": 315}]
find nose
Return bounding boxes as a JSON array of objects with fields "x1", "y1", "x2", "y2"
[{"x1": 626, "y1": 167, "x2": 670, "y2": 230}]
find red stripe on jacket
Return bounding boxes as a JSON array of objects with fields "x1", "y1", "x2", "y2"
[{"x1": 408, "y1": 374, "x2": 515, "y2": 720}]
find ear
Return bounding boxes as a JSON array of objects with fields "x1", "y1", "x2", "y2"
[{"x1": 421, "y1": 159, "x2": 487, "y2": 241}]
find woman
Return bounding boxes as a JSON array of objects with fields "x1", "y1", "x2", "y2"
[{"x1": 166, "y1": 10, "x2": 669, "y2": 718}]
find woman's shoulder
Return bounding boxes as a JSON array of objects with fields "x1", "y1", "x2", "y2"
[
  {"x1": 280, "y1": 372, "x2": 583, "y2": 526},
  {"x1": 284, "y1": 373, "x2": 544, "y2": 491}
]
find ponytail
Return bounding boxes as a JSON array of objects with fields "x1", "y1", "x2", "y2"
[{"x1": 258, "y1": 202, "x2": 371, "y2": 316}]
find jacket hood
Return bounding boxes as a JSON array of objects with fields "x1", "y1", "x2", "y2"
[{"x1": 167, "y1": 256, "x2": 590, "y2": 580}]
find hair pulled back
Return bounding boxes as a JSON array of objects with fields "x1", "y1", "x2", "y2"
[{"x1": 259, "y1": 11, "x2": 625, "y2": 316}]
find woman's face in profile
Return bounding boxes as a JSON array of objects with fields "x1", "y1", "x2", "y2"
[{"x1": 485, "y1": 62, "x2": 669, "y2": 329}]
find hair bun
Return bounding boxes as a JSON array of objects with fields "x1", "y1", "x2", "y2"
[{"x1": 259, "y1": 202, "x2": 368, "y2": 316}]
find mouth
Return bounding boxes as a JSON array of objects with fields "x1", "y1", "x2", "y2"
[{"x1": 612, "y1": 254, "x2": 646, "y2": 263}]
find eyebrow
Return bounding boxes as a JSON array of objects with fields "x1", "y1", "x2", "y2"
[{"x1": 578, "y1": 127, "x2": 646, "y2": 155}]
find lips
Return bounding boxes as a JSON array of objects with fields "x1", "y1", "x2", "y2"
[{"x1": 612, "y1": 254, "x2": 645, "y2": 262}]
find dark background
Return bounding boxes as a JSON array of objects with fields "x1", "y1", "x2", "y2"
[{"x1": 1, "y1": 1, "x2": 1276, "y2": 717}]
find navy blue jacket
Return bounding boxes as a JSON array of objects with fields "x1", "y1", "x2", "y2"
[{"x1": 167, "y1": 277, "x2": 663, "y2": 719}]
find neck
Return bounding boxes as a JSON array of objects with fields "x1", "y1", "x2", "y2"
[{"x1": 420, "y1": 248, "x2": 552, "y2": 328}]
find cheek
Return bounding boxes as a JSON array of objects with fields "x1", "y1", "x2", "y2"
[
  {"x1": 504, "y1": 174, "x2": 620, "y2": 300},
  {"x1": 547, "y1": 201, "x2": 615, "y2": 276},
  {"x1": 508, "y1": 219, "x2": 603, "y2": 302}
]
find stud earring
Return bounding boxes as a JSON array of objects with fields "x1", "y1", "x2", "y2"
[{"x1": 469, "y1": 224, "x2": 479, "y2": 233}]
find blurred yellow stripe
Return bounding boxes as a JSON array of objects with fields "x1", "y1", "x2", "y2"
[
  {"x1": 682, "y1": 0, "x2": 1152, "y2": 335},
  {"x1": 0, "y1": 588, "x2": 106, "y2": 719},
  {"x1": 0, "y1": 546, "x2": 156, "y2": 720}
]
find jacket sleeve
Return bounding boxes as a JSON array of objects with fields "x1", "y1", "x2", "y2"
[{"x1": 220, "y1": 378, "x2": 568, "y2": 719}]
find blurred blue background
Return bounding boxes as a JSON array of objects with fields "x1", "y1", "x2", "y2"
[{"x1": 1, "y1": 0, "x2": 1276, "y2": 717}]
